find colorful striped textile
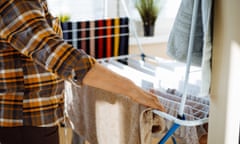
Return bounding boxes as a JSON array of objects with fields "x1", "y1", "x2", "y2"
[{"x1": 61, "y1": 17, "x2": 129, "y2": 59}]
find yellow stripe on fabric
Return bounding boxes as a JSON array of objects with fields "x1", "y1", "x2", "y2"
[
  {"x1": 23, "y1": 96, "x2": 64, "y2": 113},
  {"x1": 0, "y1": 93, "x2": 23, "y2": 105},
  {"x1": 23, "y1": 72, "x2": 62, "y2": 88},
  {"x1": 0, "y1": 71, "x2": 23, "y2": 83},
  {"x1": 45, "y1": 43, "x2": 75, "y2": 72},
  {"x1": 23, "y1": 104, "x2": 59, "y2": 113},
  {"x1": 0, "y1": 119, "x2": 22, "y2": 127},
  {"x1": 0, "y1": 101, "x2": 22, "y2": 105},
  {"x1": 0, "y1": 50, "x2": 19, "y2": 57},
  {"x1": 114, "y1": 18, "x2": 120, "y2": 56},
  {"x1": 24, "y1": 78, "x2": 63, "y2": 89}
]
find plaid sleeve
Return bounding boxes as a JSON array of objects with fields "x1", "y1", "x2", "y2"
[{"x1": 0, "y1": 0, "x2": 95, "y2": 84}]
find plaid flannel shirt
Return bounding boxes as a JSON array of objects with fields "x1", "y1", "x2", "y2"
[{"x1": 0, "y1": 0, "x2": 95, "y2": 127}]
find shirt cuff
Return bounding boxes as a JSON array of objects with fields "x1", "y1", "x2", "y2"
[{"x1": 71, "y1": 54, "x2": 96, "y2": 86}]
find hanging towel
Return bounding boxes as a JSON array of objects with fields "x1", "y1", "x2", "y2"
[
  {"x1": 64, "y1": 81, "x2": 166, "y2": 144},
  {"x1": 61, "y1": 17, "x2": 129, "y2": 59},
  {"x1": 200, "y1": 0, "x2": 213, "y2": 96},
  {"x1": 167, "y1": 0, "x2": 213, "y2": 96}
]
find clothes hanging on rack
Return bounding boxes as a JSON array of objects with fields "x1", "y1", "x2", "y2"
[
  {"x1": 61, "y1": 17, "x2": 129, "y2": 59},
  {"x1": 200, "y1": 0, "x2": 213, "y2": 96},
  {"x1": 166, "y1": 88, "x2": 209, "y2": 144},
  {"x1": 95, "y1": 55, "x2": 209, "y2": 143},
  {"x1": 167, "y1": 0, "x2": 203, "y2": 66},
  {"x1": 64, "y1": 82, "x2": 166, "y2": 144},
  {"x1": 150, "y1": 88, "x2": 209, "y2": 144},
  {"x1": 167, "y1": 0, "x2": 213, "y2": 96}
]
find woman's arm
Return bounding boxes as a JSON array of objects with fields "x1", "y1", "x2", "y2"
[
  {"x1": 83, "y1": 62, "x2": 165, "y2": 111},
  {"x1": 1, "y1": 1, "x2": 164, "y2": 111}
]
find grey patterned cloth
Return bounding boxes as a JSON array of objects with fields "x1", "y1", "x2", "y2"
[
  {"x1": 167, "y1": 0, "x2": 213, "y2": 96},
  {"x1": 167, "y1": 0, "x2": 203, "y2": 66}
]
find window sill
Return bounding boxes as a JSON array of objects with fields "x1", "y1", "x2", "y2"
[{"x1": 129, "y1": 34, "x2": 169, "y2": 46}]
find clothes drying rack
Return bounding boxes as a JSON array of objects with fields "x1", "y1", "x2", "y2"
[
  {"x1": 97, "y1": 0, "x2": 210, "y2": 143},
  {"x1": 61, "y1": 0, "x2": 210, "y2": 143}
]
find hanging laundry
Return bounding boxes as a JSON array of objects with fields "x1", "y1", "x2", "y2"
[
  {"x1": 167, "y1": 0, "x2": 213, "y2": 96},
  {"x1": 167, "y1": 0, "x2": 203, "y2": 66},
  {"x1": 64, "y1": 82, "x2": 166, "y2": 144},
  {"x1": 61, "y1": 17, "x2": 129, "y2": 59},
  {"x1": 150, "y1": 88, "x2": 209, "y2": 144}
]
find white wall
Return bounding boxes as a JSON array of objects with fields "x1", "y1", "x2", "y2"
[
  {"x1": 209, "y1": 0, "x2": 240, "y2": 143},
  {"x1": 47, "y1": 0, "x2": 181, "y2": 19},
  {"x1": 47, "y1": 0, "x2": 180, "y2": 37},
  {"x1": 47, "y1": 0, "x2": 103, "y2": 21}
]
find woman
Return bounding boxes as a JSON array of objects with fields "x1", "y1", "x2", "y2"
[{"x1": 0, "y1": 0, "x2": 164, "y2": 143}]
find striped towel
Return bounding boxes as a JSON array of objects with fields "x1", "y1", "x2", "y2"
[{"x1": 61, "y1": 17, "x2": 129, "y2": 58}]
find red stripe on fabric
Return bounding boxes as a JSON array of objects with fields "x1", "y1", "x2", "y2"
[
  {"x1": 97, "y1": 20, "x2": 104, "y2": 58},
  {"x1": 106, "y1": 19, "x2": 112, "y2": 57}
]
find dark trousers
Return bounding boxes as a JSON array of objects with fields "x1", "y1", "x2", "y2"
[{"x1": 0, "y1": 126, "x2": 59, "y2": 144}]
